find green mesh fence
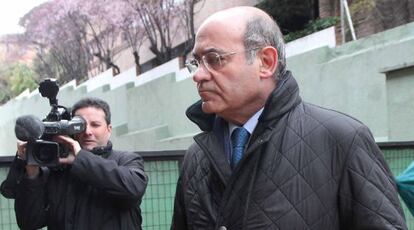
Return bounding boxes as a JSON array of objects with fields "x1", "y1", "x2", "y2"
[
  {"x1": 0, "y1": 167, "x2": 18, "y2": 230},
  {"x1": 0, "y1": 147, "x2": 414, "y2": 229},
  {"x1": 0, "y1": 158, "x2": 180, "y2": 230},
  {"x1": 141, "y1": 160, "x2": 180, "y2": 230},
  {"x1": 382, "y1": 147, "x2": 414, "y2": 229}
]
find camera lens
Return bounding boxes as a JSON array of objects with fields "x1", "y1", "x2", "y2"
[{"x1": 33, "y1": 142, "x2": 59, "y2": 165}]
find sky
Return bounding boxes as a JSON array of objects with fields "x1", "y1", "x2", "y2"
[{"x1": 0, "y1": 0, "x2": 50, "y2": 36}]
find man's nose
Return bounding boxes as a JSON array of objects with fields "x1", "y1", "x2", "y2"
[
  {"x1": 192, "y1": 64, "x2": 211, "y2": 83},
  {"x1": 84, "y1": 125, "x2": 93, "y2": 135}
]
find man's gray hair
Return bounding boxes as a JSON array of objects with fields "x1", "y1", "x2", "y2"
[{"x1": 244, "y1": 16, "x2": 286, "y2": 80}]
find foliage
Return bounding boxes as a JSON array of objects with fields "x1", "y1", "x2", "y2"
[
  {"x1": 257, "y1": 0, "x2": 319, "y2": 34},
  {"x1": 7, "y1": 64, "x2": 38, "y2": 95},
  {"x1": 16, "y1": 0, "x2": 200, "y2": 80},
  {"x1": 175, "y1": 0, "x2": 205, "y2": 55},
  {"x1": 20, "y1": 1, "x2": 90, "y2": 83},
  {"x1": 257, "y1": 0, "x2": 339, "y2": 44},
  {"x1": 124, "y1": 0, "x2": 202, "y2": 65},
  {"x1": 349, "y1": 0, "x2": 376, "y2": 16},
  {"x1": 113, "y1": 0, "x2": 147, "y2": 73},
  {"x1": 0, "y1": 74, "x2": 12, "y2": 104},
  {"x1": 0, "y1": 63, "x2": 38, "y2": 104},
  {"x1": 1, "y1": 0, "x2": 202, "y2": 104},
  {"x1": 70, "y1": 0, "x2": 122, "y2": 74},
  {"x1": 284, "y1": 17, "x2": 340, "y2": 43}
]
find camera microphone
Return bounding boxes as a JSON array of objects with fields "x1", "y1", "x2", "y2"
[{"x1": 15, "y1": 115, "x2": 45, "y2": 142}]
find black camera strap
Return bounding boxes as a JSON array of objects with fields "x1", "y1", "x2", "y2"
[{"x1": 90, "y1": 141, "x2": 113, "y2": 156}]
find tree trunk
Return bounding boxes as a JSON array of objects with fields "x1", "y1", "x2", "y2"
[{"x1": 133, "y1": 51, "x2": 141, "y2": 75}]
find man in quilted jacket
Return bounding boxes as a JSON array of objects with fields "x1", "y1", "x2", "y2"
[{"x1": 171, "y1": 6, "x2": 407, "y2": 230}]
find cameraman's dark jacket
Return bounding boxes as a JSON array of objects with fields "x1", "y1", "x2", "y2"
[
  {"x1": 171, "y1": 72, "x2": 407, "y2": 229},
  {"x1": 3, "y1": 144, "x2": 148, "y2": 230}
]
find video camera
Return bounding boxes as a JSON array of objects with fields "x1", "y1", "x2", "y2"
[{"x1": 15, "y1": 79, "x2": 86, "y2": 167}]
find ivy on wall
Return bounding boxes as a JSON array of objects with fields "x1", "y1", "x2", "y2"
[{"x1": 284, "y1": 16, "x2": 339, "y2": 42}]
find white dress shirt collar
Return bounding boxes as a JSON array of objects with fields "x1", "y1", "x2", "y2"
[{"x1": 228, "y1": 108, "x2": 264, "y2": 136}]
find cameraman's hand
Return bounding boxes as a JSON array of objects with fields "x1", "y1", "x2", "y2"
[
  {"x1": 16, "y1": 140, "x2": 27, "y2": 160},
  {"x1": 17, "y1": 140, "x2": 40, "y2": 179},
  {"x1": 54, "y1": 135, "x2": 81, "y2": 165}
]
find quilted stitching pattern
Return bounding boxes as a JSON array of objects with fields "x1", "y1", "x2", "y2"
[
  {"x1": 173, "y1": 74, "x2": 406, "y2": 230},
  {"x1": 175, "y1": 102, "x2": 406, "y2": 230}
]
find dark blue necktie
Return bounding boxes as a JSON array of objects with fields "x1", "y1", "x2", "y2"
[{"x1": 231, "y1": 127, "x2": 250, "y2": 169}]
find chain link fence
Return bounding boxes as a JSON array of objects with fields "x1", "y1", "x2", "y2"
[{"x1": 0, "y1": 145, "x2": 413, "y2": 229}]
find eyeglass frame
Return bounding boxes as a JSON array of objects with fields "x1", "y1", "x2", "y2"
[{"x1": 185, "y1": 47, "x2": 263, "y2": 74}]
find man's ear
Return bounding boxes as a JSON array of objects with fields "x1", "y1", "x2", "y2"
[{"x1": 258, "y1": 46, "x2": 278, "y2": 79}]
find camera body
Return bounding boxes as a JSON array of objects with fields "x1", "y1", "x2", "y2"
[{"x1": 25, "y1": 79, "x2": 86, "y2": 167}]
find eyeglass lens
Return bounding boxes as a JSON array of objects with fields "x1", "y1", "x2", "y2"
[
  {"x1": 203, "y1": 53, "x2": 221, "y2": 71},
  {"x1": 186, "y1": 52, "x2": 222, "y2": 74}
]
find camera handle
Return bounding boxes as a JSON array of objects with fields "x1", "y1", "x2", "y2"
[
  {"x1": 46, "y1": 105, "x2": 71, "y2": 122},
  {"x1": 39, "y1": 79, "x2": 59, "y2": 107}
]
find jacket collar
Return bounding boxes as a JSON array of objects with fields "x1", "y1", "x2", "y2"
[
  {"x1": 186, "y1": 71, "x2": 302, "y2": 131},
  {"x1": 90, "y1": 141, "x2": 113, "y2": 156}
]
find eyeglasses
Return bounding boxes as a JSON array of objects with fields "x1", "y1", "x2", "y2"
[{"x1": 186, "y1": 47, "x2": 262, "y2": 74}]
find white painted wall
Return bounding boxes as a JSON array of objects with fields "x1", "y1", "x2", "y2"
[
  {"x1": 15, "y1": 28, "x2": 336, "y2": 100},
  {"x1": 286, "y1": 26, "x2": 336, "y2": 57}
]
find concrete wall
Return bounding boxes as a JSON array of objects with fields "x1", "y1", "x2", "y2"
[
  {"x1": 0, "y1": 21, "x2": 413, "y2": 156},
  {"x1": 289, "y1": 21, "x2": 414, "y2": 141},
  {"x1": 384, "y1": 64, "x2": 414, "y2": 141},
  {"x1": 286, "y1": 26, "x2": 336, "y2": 57}
]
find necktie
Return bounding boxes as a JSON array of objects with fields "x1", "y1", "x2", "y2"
[{"x1": 231, "y1": 127, "x2": 250, "y2": 169}]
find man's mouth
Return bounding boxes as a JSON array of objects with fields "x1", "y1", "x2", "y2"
[{"x1": 83, "y1": 140, "x2": 95, "y2": 144}]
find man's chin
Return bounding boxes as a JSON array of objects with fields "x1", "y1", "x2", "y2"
[
  {"x1": 201, "y1": 102, "x2": 217, "y2": 114},
  {"x1": 81, "y1": 143, "x2": 96, "y2": 151}
]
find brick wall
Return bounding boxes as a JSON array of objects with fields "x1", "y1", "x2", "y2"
[
  {"x1": 319, "y1": 0, "x2": 339, "y2": 18},
  {"x1": 318, "y1": 0, "x2": 414, "y2": 43}
]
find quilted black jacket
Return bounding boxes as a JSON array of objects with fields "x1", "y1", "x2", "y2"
[{"x1": 171, "y1": 72, "x2": 407, "y2": 230}]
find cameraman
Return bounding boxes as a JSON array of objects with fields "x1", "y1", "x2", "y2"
[{"x1": 1, "y1": 97, "x2": 148, "y2": 230}]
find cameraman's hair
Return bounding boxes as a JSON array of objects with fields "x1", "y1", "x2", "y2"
[{"x1": 71, "y1": 97, "x2": 111, "y2": 124}]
